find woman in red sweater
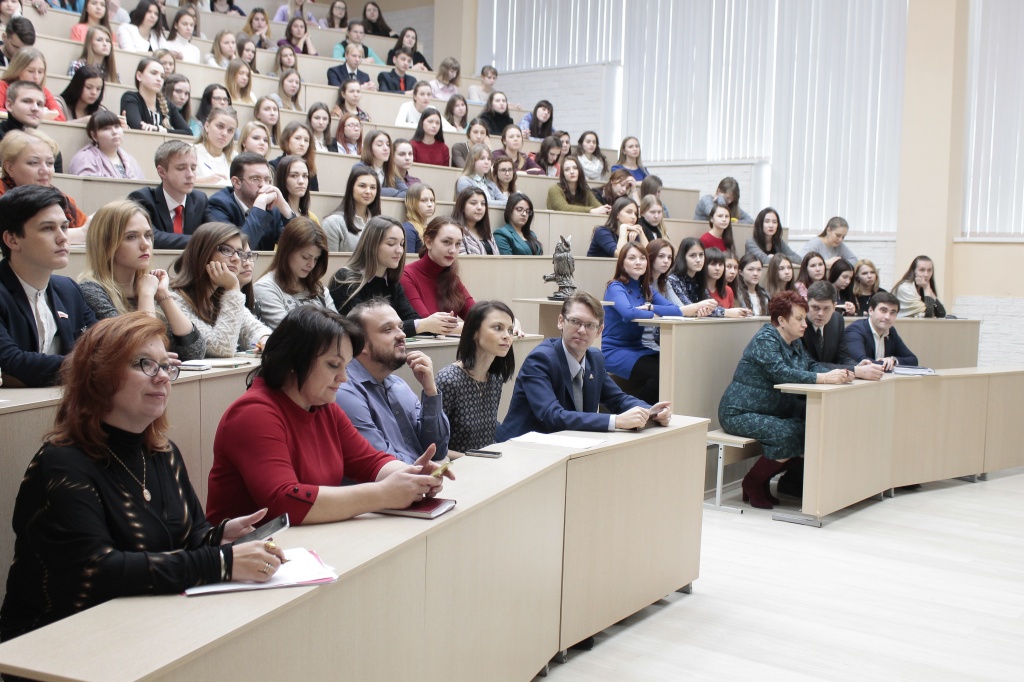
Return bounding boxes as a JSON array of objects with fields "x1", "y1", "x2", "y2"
[
  {"x1": 206, "y1": 306, "x2": 452, "y2": 525},
  {"x1": 400, "y1": 216, "x2": 476, "y2": 336},
  {"x1": 410, "y1": 106, "x2": 450, "y2": 167}
]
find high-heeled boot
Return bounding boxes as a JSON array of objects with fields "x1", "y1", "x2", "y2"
[{"x1": 741, "y1": 457, "x2": 789, "y2": 509}]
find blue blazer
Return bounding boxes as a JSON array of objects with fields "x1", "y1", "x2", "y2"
[
  {"x1": 0, "y1": 259, "x2": 97, "y2": 387},
  {"x1": 844, "y1": 318, "x2": 918, "y2": 366},
  {"x1": 495, "y1": 337, "x2": 647, "y2": 442},
  {"x1": 207, "y1": 187, "x2": 286, "y2": 252}
]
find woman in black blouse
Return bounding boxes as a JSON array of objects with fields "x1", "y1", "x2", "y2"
[
  {"x1": 0, "y1": 313, "x2": 285, "y2": 642},
  {"x1": 328, "y1": 215, "x2": 457, "y2": 336},
  {"x1": 119, "y1": 57, "x2": 192, "y2": 136}
]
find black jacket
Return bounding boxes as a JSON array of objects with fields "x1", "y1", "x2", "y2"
[{"x1": 128, "y1": 185, "x2": 213, "y2": 249}]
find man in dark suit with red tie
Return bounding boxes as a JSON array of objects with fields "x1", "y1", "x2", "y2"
[
  {"x1": 128, "y1": 141, "x2": 212, "y2": 249},
  {"x1": 496, "y1": 292, "x2": 672, "y2": 442}
]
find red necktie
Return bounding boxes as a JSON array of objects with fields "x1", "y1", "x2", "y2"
[
  {"x1": 173, "y1": 205, "x2": 184, "y2": 234},
  {"x1": 400, "y1": 77, "x2": 406, "y2": 92}
]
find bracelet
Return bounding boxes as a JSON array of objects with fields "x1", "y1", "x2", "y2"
[
  {"x1": 219, "y1": 548, "x2": 227, "y2": 581},
  {"x1": 220, "y1": 546, "x2": 233, "y2": 581},
  {"x1": 154, "y1": 294, "x2": 170, "y2": 305}
]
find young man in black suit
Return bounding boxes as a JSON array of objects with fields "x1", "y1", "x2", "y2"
[
  {"x1": 207, "y1": 152, "x2": 294, "y2": 251},
  {"x1": 0, "y1": 185, "x2": 97, "y2": 387},
  {"x1": 377, "y1": 49, "x2": 417, "y2": 93},
  {"x1": 802, "y1": 281, "x2": 883, "y2": 380},
  {"x1": 326, "y1": 42, "x2": 376, "y2": 89},
  {"x1": 128, "y1": 141, "x2": 213, "y2": 249}
]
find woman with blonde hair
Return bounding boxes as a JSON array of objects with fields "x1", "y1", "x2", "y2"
[
  {"x1": 254, "y1": 217, "x2": 337, "y2": 330},
  {"x1": 852, "y1": 259, "x2": 884, "y2": 314},
  {"x1": 0, "y1": 130, "x2": 86, "y2": 241},
  {"x1": 253, "y1": 96, "x2": 281, "y2": 144},
  {"x1": 78, "y1": 200, "x2": 205, "y2": 360},
  {"x1": 224, "y1": 59, "x2": 255, "y2": 105},
  {"x1": 273, "y1": 69, "x2": 303, "y2": 112},
  {"x1": 193, "y1": 107, "x2": 238, "y2": 186},
  {"x1": 68, "y1": 26, "x2": 119, "y2": 83},
  {"x1": 0, "y1": 48, "x2": 66, "y2": 121},
  {"x1": 242, "y1": 7, "x2": 272, "y2": 49},
  {"x1": 610, "y1": 136, "x2": 648, "y2": 182},
  {"x1": 402, "y1": 183, "x2": 435, "y2": 253},
  {"x1": 169, "y1": 222, "x2": 271, "y2": 357},
  {"x1": 205, "y1": 30, "x2": 237, "y2": 68},
  {"x1": 238, "y1": 120, "x2": 272, "y2": 158}
]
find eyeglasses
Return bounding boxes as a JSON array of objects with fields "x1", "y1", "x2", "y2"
[
  {"x1": 496, "y1": 167, "x2": 514, "y2": 174},
  {"x1": 132, "y1": 357, "x2": 180, "y2": 381},
  {"x1": 564, "y1": 317, "x2": 600, "y2": 332},
  {"x1": 211, "y1": 95, "x2": 230, "y2": 103},
  {"x1": 217, "y1": 244, "x2": 258, "y2": 262},
  {"x1": 513, "y1": 207, "x2": 533, "y2": 216},
  {"x1": 243, "y1": 175, "x2": 269, "y2": 186}
]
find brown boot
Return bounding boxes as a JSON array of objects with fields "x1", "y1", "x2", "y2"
[{"x1": 741, "y1": 457, "x2": 789, "y2": 509}]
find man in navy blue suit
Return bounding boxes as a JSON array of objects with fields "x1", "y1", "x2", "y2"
[
  {"x1": 496, "y1": 292, "x2": 672, "y2": 442},
  {"x1": 207, "y1": 153, "x2": 294, "y2": 252},
  {"x1": 0, "y1": 185, "x2": 97, "y2": 387},
  {"x1": 326, "y1": 42, "x2": 376, "y2": 89},
  {"x1": 845, "y1": 291, "x2": 919, "y2": 370}
]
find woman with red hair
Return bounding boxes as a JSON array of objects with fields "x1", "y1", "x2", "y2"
[
  {"x1": 718, "y1": 291, "x2": 853, "y2": 509},
  {"x1": 0, "y1": 313, "x2": 285, "y2": 641}
]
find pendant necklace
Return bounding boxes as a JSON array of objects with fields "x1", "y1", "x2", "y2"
[{"x1": 107, "y1": 447, "x2": 151, "y2": 502}]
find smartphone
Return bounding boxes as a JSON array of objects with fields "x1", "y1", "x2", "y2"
[
  {"x1": 465, "y1": 450, "x2": 502, "y2": 458},
  {"x1": 231, "y1": 513, "x2": 289, "y2": 546},
  {"x1": 430, "y1": 460, "x2": 454, "y2": 478}
]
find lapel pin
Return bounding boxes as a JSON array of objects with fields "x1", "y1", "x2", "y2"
[{"x1": 57, "y1": 311, "x2": 69, "y2": 319}]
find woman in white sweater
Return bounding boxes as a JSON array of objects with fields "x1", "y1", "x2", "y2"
[
  {"x1": 170, "y1": 223, "x2": 270, "y2": 357},
  {"x1": 254, "y1": 218, "x2": 338, "y2": 330}
]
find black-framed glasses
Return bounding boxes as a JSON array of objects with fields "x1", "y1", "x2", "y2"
[
  {"x1": 132, "y1": 357, "x2": 179, "y2": 381},
  {"x1": 565, "y1": 317, "x2": 600, "y2": 332},
  {"x1": 217, "y1": 245, "x2": 258, "y2": 262},
  {"x1": 513, "y1": 207, "x2": 533, "y2": 216}
]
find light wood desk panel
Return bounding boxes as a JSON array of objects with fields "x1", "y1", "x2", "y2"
[{"x1": 855, "y1": 318, "x2": 980, "y2": 369}]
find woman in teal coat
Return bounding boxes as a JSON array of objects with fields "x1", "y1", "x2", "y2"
[
  {"x1": 718, "y1": 291, "x2": 852, "y2": 509},
  {"x1": 494, "y1": 192, "x2": 543, "y2": 255}
]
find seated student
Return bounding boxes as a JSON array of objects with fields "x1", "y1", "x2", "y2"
[
  {"x1": 639, "y1": 174, "x2": 669, "y2": 217},
  {"x1": 322, "y1": 0, "x2": 348, "y2": 31},
  {"x1": 332, "y1": 19, "x2": 382, "y2": 62},
  {"x1": 193, "y1": 107, "x2": 237, "y2": 187},
  {"x1": 852, "y1": 259, "x2": 884, "y2": 315},
  {"x1": 77, "y1": 201, "x2": 205, "y2": 360},
  {"x1": 436, "y1": 300, "x2": 517, "y2": 452},
  {"x1": 0, "y1": 49, "x2": 65, "y2": 121},
  {"x1": 191, "y1": 84, "x2": 232, "y2": 137},
  {"x1": 353, "y1": 129, "x2": 408, "y2": 198},
  {"x1": 169, "y1": 222, "x2": 271, "y2": 357},
  {"x1": 336, "y1": 299, "x2": 450, "y2": 465},
  {"x1": 519, "y1": 100, "x2": 554, "y2": 141},
  {"x1": 827, "y1": 259, "x2": 858, "y2": 315},
  {"x1": 69, "y1": 0, "x2": 117, "y2": 45},
  {"x1": 491, "y1": 125, "x2": 542, "y2": 175},
  {"x1": 479, "y1": 91, "x2": 514, "y2": 136},
  {"x1": 693, "y1": 176, "x2": 753, "y2": 223},
  {"x1": 276, "y1": 17, "x2": 318, "y2": 56},
  {"x1": 764, "y1": 253, "x2": 796, "y2": 299},
  {"x1": 0, "y1": 313, "x2": 284, "y2": 642},
  {"x1": 208, "y1": 153, "x2": 294, "y2": 252},
  {"x1": 668, "y1": 237, "x2": 750, "y2": 317},
  {"x1": 68, "y1": 25, "x2": 118, "y2": 82},
  {"x1": 0, "y1": 16, "x2": 35, "y2": 70},
  {"x1": 362, "y1": 1, "x2": 395, "y2": 36},
  {"x1": 0, "y1": 81, "x2": 65, "y2": 173},
  {"x1": 154, "y1": 49, "x2": 177, "y2": 76},
  {"x1": 746, "y1": 207, "x2": 800, "y2": 264},
  {"x1": 494, "y1": 192, "x2": 543, "y2": 255},
  {"x1": 164, "y1": 74, "x2": 196, "y2": 133},
  {"x1": 452, "y1": 187, "x2": 498, "y2": 255},
  {"x1": 395, "y1": 81, "x2": 456, "y2": 132},
  {"x1": 410, "y1": 107, "x2": 451, "y2": 166},
  {"x1": 401, "y1": 183, "x2": 435, "y2": 254},
  {"x1": 206, "y1": 306, "x2": 450, "y2": 525},
  {"x1": 547, "y1": 155, "x2": 607, "y2": 215},
  {"x1": 121, "y1": 58, "x2": 192, "y2": 136},
  {"x1": 602, "y1": 242, "x2": 682, "y2": 403},
  {"x1": 159, "y1": 9, "x2": 201, "y2": 65},
  {"x1": 802, "y1": 281, "x2": 884, "y2": 380},
  {"x1": 429, "y1": 57, "x2": 461, "y2": 101},
  {"x1": 335, "y1": 114, "x2": 364, "y2": 155},
  {"x1": 392, "y1": 138, "x2": 420, "y2": 187},
  {"x1": 332, "y1": 79, "x2": 371, "y2": 125},
  {"x1": 269, "y1": 121, "x2": 319, "y2": 191},
  {"x1": 893, "y1": 255, "x2": 946, "y2": 318},
  {"x1": 592, "y1": 169, "x2": 635, "y2": 206},
  {"x1": 128, "y1": 141, "x2": 213, "y2": 250},
  {"x1": 388, "y1": 27, "x2": 431, "y2": 71},
  {"x1": 378, "y1": 47, "x2": 417, "y2": 93},
  {"x1": 444, "y1": 95, "x2": 468, "y2": 133},
  {"x1": 211, "y1": 0, "x2": 246, "y2": 15},
  {"x1": 467, "y1": 65, "x2": 497, "y2": 104},
  {"x1": 490, "y1": 156, "x2": 518, "y2": 203},
  {"x1": 266, "y1": 43, "x2": 298, "y2": 79},
  {"x1": 700, "y1": 202, "x2": 736, "y2": 253},
  {"x1": 307, "y1": 103, "x2": 336, "y2": 153},
  {"x1": 118, "y1": 0, "x2": 163, "y2": 53},
  {"x1": 400, "y1": 216, "x2": 476, "y2": 334},
  {"x1": 327, "y1": 42, "x2": 375, "y2": 89},
  {"x1": 733, "y1": 253, "x2": 771, "y2": 316},
  {"x1": 637, "y1": 195, "x2": 664, "y2": 240},
  {"x1": 496, "y1": 291, "x2": 671, "y2": 441},
  {"x1": 58, "y1": 65, "x2": 107, "y2": 124},
  {"x1": 253, "y1": 95, "x2": 282, "y2": 144},
  {"x1": 239, "y1": 120, "x2": 272, "y2": 158},
  {"x1": 224, "y1": 59, "x2": 255, "y2": 106},
  {"x1": 68, "y1": 110, "x2": 144, "y2": 180},
  {"x1": 329, "y1": 215, "x2": 456, "y2": 337},
  {"x1": 800, "y1": 216, "x2": 857, "y2": 268},
  {"x1": 253, "y1": 218, "x2": 337, "y2": 330},
  {"x1": 719, "y1": 291, "x2": 852, "y2": 509},
  {"x1": 237, "y1": 37, "x2": 260, "y2": 78},
  {"x1": 575, "y1": 130, "x2": 610, "y2": 183},
  {"x1": 451, "y1": 118, "x2": 490, "y2": 169},
  {"x1": 0, "y1": 185, "x2": 97, "y2": 387},
  {"x1": 271, "y1": 69, "x2": 304, "y2": 113},
  {"x1": 321, "y1": 167, "x2": 382, "y2": 252},
  {"x1": 609, "y1": 136, "x2": 648, "y2": 182},
  {"x1": 529, "y1": 135, "x2": 561, "y2": 177},
  {"x1": 206, "y1": 30, "x2": 237, "y2": 68},
  {"x1": 587, "y1": 196, "x2": 645, "y2": 258},
  {"x1": 455, "y1": 144, "x2": 506, "y2": 207},
  {"x1": 0, "y1": 131, "x2": 84, "y2": 238},
  {"x1": 845, "y1": 291, "x2": 919, "y2": 369},
  {"x1": 794, "y1": 250, "x2": 827, "y2": 300},
  {"x1": 275, "y1": 155, "x2": 320, "y2": 225},
  {"x1": 703, "y1": 247, "x2": 737, "y2": 309}
]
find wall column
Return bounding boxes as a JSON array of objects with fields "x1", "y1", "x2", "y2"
[{"x1": 433, "y1": 0, "x2": 478, "y2": 73}]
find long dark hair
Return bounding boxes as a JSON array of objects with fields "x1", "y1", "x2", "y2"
[
  {"x1": 707, "y1": 202, "x2": 735, "y2": 252},
  {"x1": 330, "y1": 167, "x2": 382, "y2": 235},
  {"x1": 796, "y1": 251, "x2": 826, "y2": 289},
  {"x1": 257, "y1": 306, "x2": 364, "y2": 390},
  {"x1": 752, "y1": 207, "x2": 783, "y2": 255},
  {"x1": 60, "y1": 65, "x2": 106, "y2": 118},
  {"x1": 557, "y1": 155, "x2": 593, "y2": 205},
  {"x1": 646, "y1": 238, "x2": 675, "y2": 294},
  {"x1": 362, "y1": 1, "x2": 393, "y2": 36},
  {"x1": 704, "y1": 247, "x2": 729, "y2": 298},
  {"x1": 576, "y1": 130, "x2": 608, "y2": 174},
  {"x1": 418, "y1": 216, "x2": 469, "y2": 313},
  {"x1": 828, "y1": 258, "x2": 858, "y2": 308},
  {"x1": 671, "y1": 237, "x2": 707, "y2": 291},
  {"x1": 457, "y1": 301, "x2": 516, "y2": 382},
  {"x1": 196, "y1": 84, "x2": 231, "y2": 125},
  {"x1": 593, "y1": 196, "x2": 638, "y2": 241},
  {"x1": 267, "y1": 217, "x2": 329, "y2": 297},
  {"x1": 451, "y1": 187, "x2": 492, "y2": 241},
  {"x1": 411, "y1": 107, "x2": 446, "y2": 144},
  {"x1": 528, "y1": 100, "x2": 553, "y2": 139},
  {"x1": 360, "y1": 129, "x2": 402, "y2": 188},
  {"x1": 502, "y1": 192, "x2": 541, "y2": 255},
  {"x1": 274, "y1": 155, "x2": 312, "y2": 219},
  {"x1": 163, "y1": 73, "x2": 192, "y2": 121}
]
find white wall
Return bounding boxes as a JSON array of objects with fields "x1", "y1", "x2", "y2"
[{"x1": 952, "y1": 297, "x2": 1023, "y2": 365}]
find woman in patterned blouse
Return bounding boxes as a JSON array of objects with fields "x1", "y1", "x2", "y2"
[{"x1": 436, "y1": 301, "x2": 516, "y2": 452}]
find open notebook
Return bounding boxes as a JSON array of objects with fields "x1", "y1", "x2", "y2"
[{"x1": 184, "y1": 548, "x2": 336, "y2": 596}]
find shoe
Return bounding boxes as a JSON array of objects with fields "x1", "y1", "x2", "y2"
[
  {"x1": 569, "y1": 636, "x2": 595, "y2": 651},
  {"x1": 777, "y1": 458, "x2": 805, "y2": 498},
  {"x1": 741, "y1": 457, "x2": 789, "y2": 509}
]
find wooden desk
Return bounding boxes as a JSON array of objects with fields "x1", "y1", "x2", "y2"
[
  {"x1": 0, "y1": 417, "x2": 708, "y2": 681},
  {"x1": 847, "y1": 317, "x2": 981, "y2": 369}
]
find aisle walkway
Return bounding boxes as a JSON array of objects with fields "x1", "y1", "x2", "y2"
[{"x1": 536, "y1": 468, "x2": 1024, "y2": 681}]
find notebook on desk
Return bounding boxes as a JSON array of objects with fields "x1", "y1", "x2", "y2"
[{"x1": 377, "y1": 497, "x2": 456, "y2": 519}]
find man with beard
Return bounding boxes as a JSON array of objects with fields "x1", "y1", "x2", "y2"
[{"x1": 336, "y1": 298, "x2": 449, "y2": 464}]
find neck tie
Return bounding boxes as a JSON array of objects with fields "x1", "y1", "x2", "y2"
[
  {"x1": 816, "y1": 327, "x2": 824, "y2": 347},
  {"x1": 573, "y1": 367, "x2": 584, "y2": 412},
  {"x1": 173, "y1": 205, "x2": 184, "y2": 234}
]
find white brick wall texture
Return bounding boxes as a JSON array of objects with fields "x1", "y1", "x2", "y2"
[
  {"x1": 952, "y1": 296, "x2": 1023, "y2": 365},
  {"x1": 388, "y1": 6, "x2": 435, "y2": 66}
]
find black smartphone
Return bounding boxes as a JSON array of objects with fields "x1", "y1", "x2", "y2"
[
  {"x1": 465, "y1": 450, "x2": 502, "y2": 458},
  {"x1": 231, "y1": 513, "x2": 289, "y2": 546}
]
